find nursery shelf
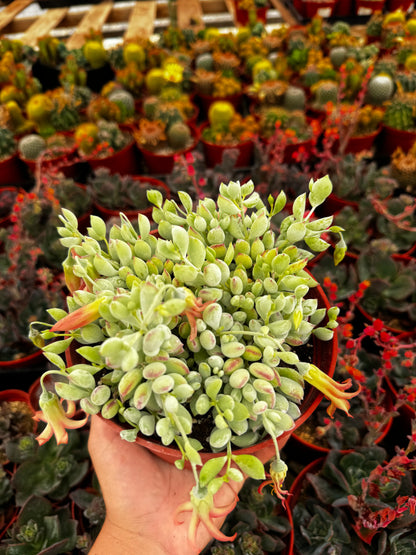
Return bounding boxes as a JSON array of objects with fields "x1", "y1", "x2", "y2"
[{"x1": 0, "y1": 0, "x2": 297, "y2": 48}]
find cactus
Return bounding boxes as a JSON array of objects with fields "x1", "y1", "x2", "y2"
[
  {"x1": 134, "y1": 118, "x2": 166, "y2": 148},
  {"x1": 283, "y1": 85, "x2": 306, "y2": 111},
  {"x1": 83, "y1": 39, "x2": 108, "y2": 70},
  {"x1": 59, "y1": 53, "x2": 87, "y2": 87},
  {"x1": 212, "y1": 51, "x2": 240, "y2": 72},
  {"x1": 87, "y1": 96, "x2": 123, "y2": 123},
  {"x1": 366, "y1": 74, "x2": 395, "y2": 106},
  {"x1": 108, "y1": 89, "x2": 135, "y2": 118},
  {"x1": 37, "y1": 36, "x2": 67, "y2": 67},
  {"x1": 396, "y1": 71, "x2": 416, "y2": 93},
  {"x1": 145, "y1": 68, "x2": 166, "y2": 95},
  {"x1": 74, "y1": 122, "x2": 99, "y2": 155},
  {"x1": 115, "y1": 62, "x2": 144, "y2": 98},
  {"x1": 208, "y1": 100, "x2": 235, "y2": 128},
  {"x1": 312, "y1": 80, "x2": 339, "y2": 108},
  {"x1": 192, "y1": 68, "x2": 217, "y2": 96},
  {"x1": 213, "y1": 72, "x2": 242, "y2": 97},
  {"x1": 122, "y1": 42, "x2": 146, "y2": 70},
  {"x1": 26, "y1": 93, "x2": 55, "y2": 136},
  {"x1": 391, "y1": 145, "x2": 416, "y2": 189},
  {"x1": 17, "y1": 134, "x2": 47, "y2": 160},
  {"x1": 167, "y1": 121, "x2": 192, "y2": 150},
  {"x1": 0, "y1": 128, "x2": 17, "y2": 161},
  {"x1": 1, "y1": 101, "x2": 33, "y2": 136},
  {"x1": 383, "y1": 99, "x2": 415, "y2": 131},
  {"x1": 329, "y1": 46, "x2": 348, "y2": 69},
  {"x1": 195, "y1": 53, "x2": 214, "y2": 71}
]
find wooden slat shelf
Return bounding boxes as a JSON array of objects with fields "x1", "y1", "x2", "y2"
[{"x1": 0, "y1": 0, "x2": 291, "y2": 47}]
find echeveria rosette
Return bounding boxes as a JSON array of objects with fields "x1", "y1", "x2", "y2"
[{"x1": 30, "y1": 177, "x2": 356, "y2": 545}]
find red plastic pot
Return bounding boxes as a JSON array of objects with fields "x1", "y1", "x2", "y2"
[
  {"x1": 343, "y1": 128, "x2": 381, "y2": 154},
  {"x1": 301, "y1": 0, "x2": 338, "y2": 18},
  {"x1": 88, "y1": 139, "x2": 141, "y2": 175},
  {"x1": 0, "y1": 153, "x2": 26, "y2": 186},
  {"x1": 232, "y1": 0, "x2": 268, "y2": 26},
  {"x1": 379, "y1": 125, "x2": 416, "y2": 158},
  {"x1": 385, "y1": 0, "x2": 412, "y2": 10},
  {"x1": 138, "y1": 126, "x2": 199, "y2": 175},
  {"x1": 333, "y1": 0, "x2": 353, "y2": 16},
  {"x1": 0, "y1": 349, "x2": 45, "y2": 371},
  {"x1": 200, "y1": 123, "x2": 255, "y2": 169},
  {"x1": 93, "y1": 176, "x2": 171, "y2": 221}
]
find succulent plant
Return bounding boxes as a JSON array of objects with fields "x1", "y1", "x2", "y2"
[
  {"x1": 74, "y1": 120, "x2": 131, "y2": 157},
  {"x1": 0, "y1": 495, "x2": 78, "y2": 554},
  {"x1": 36, "y1": 35, "x2": 67, "y2": 67},
  {"x1": 311, "y1": 80, "x2": 339, "y2": 109},
  {"x1": 30, "y1": 178, "x2": 354, "y2": 548},
  {"x1": 87, "y1": 167, "x2": 165, "y2": 212},
  {"x1": 83, "y1": 39, "x2": 108, "y2": 70},
  {"x1": 366, "y1": 73, "x2": 395, "y2": 106},
  {"x1": 0, "y1": 128, "x2": 17, "y2": 161},
  {"x1": 58, "y1": 53, "x2": 87, "y2": 88},
  {"x1": 383, "y1": 98, "x2": 415, "y2": 131},
  {"x1": 17, "y1": 134, "x2": 46, "y2": 161},
  {"x1": 167, "y1": 120, "x2": 192, "y2": 150},
  {"x1": 0, "y1": 401, "x2": 34, "y2": 465},
  {"x1": 282, "y1": 85, "x2": 306, "y2": 111},
  {"x1": 391, "y1": 144, "x2": 416, "y2": 190},
  {"x1": 357, "y1": 244, "x2": 416, "y2": 331}
]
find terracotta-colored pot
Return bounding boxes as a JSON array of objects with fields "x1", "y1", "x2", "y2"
[
  {"x1": 93, "y1": 176, "x2": 171, "y2": 221},
  {"x1": 68, "y1": 281, "x2": 338, "y2": 468}
]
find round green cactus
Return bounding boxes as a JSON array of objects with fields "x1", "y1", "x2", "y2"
[
  {"x1": 283, "y1": 86, "x2": 306, "y2": 111},
  {"x1": 167, "y1": 121, "x2": 191, "y2": 150},
  {"x1": 18, "y1": 134, "x2": 46, "y2": 160},
  {"x1": 366, "y1": 74, "x2": 395, "y2": 106}
]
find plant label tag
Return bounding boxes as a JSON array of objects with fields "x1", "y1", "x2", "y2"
[
  {"x1": 318, "y1": 7, "x2": 331, "y2": 17},
  {"x1": 358, "y1": 7, "x2": 372, "y2": 15}
]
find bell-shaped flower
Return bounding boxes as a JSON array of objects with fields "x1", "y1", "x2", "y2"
[
  {"x1": 33, "y1": 391, "x2": 89, "y2": 446},
  {"x1": 50, "y1": 298, "x2": 103, "y2": 332},
  {"x1": 174, "y1": 485, "x2": 238, "y2": 552},
  {"x1": 303, "y1": 364, "x2": 361, "y2": 418},
  {"x1": 258, "y1": 457, "x2": 289, "y2": 506}
]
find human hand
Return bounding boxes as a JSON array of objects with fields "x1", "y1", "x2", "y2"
[{"x1": 88, "y1": 415, "x2": 275, "y2": 554}]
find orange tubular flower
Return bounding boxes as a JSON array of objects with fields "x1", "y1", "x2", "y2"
[
  {"x1": 258, "y1": 458, "x2": 289, "y2": 506},
  {"x1": 181, "y1": 294, "x2": 215, "y2": 342},
  {"x1": 174, "y1": 486, "x2": 238, "y2": 552},
  {"x1": 303, "y1": 364, "x2": 361, "y2": 418},
  {"x1": 50, "y1": 298, "x2": 103, "y2": 332},
  {"x1": 34, "y1": 391, "x2": 89, "y2": 446}
]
